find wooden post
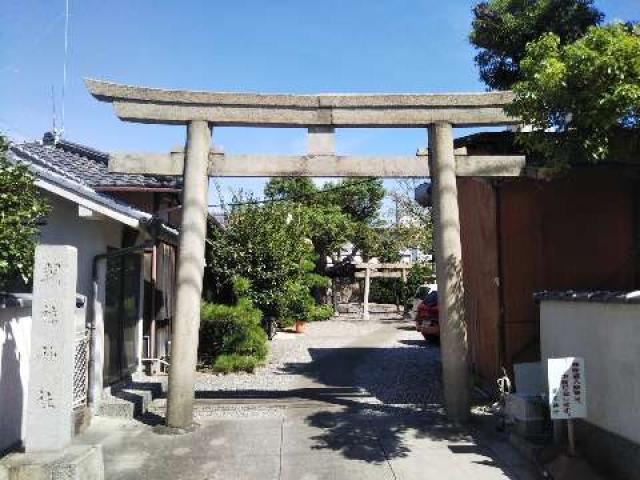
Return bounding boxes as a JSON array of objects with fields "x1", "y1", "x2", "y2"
[
  {"x1": 166, "y1": 120, "x2": 212, "y2": 429},
  {"x1": 363, "y1": 265, "x2": 371, "y2": 320},
  {"x1": 429, "y1": 123, "x2": 471, "y2": 422},
  {"x1": 401, "y1": 268, "x2": 408, "y2": 315},
  {"x1": 150, "y1": 245, "x2": 157, "y2": 371},
  {"x1": 567, "y1": 419, "x2": 576, "y2": 456}
]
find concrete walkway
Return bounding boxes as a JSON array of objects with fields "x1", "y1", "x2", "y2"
[{"x1": 75, "y1": 318, "x2": 541, "y2": 479}]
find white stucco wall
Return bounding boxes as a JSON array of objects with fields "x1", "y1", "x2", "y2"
[
  {"x1": 540, "y1": 300, "x2": 640, "y2": 445},
  {"x1": 0, "y1": 301, "x2": 31, "y2": 453},
  {"x1": 38, "y1": 193, "x2": 124, "y2": 298}
]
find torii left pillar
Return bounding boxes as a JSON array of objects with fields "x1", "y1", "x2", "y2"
[{"x1": 166, "y1": 120, "x2": 212, "y2": 429}]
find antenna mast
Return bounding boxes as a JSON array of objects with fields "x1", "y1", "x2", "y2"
[
  {"x1": 56, "y1": 0, "x2": 70, "y2": 139},
  {"x1": 51, "y1": 85, "x2": 57, "y2": 138}
]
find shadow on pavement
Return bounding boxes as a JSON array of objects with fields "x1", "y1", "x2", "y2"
[
  {"x1": 396, "y1": 324, "x2": 418, "y2": 331},
  {"x1": 278, "y1": 346, "x2": 443, "y2": 404},
  {"x1": 194, "y1": 345, "x2": 477, "y2": 466}
]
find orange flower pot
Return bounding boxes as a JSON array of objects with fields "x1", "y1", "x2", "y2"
[{"x1": 295, "y1": 320, "x2": 307, "y2": 334}]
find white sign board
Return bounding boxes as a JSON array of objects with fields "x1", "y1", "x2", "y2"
[{"x1": 547, "y1": 357, "x2": 587, "y2": 420}]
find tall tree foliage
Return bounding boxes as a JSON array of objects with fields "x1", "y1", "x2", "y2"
[
  {"x1": 322, "y1": 178, "x2": 385, "y2": 225},
  {"x1": 470, "y1": 0, "x2": 603, "y2": 90},
  {"x1": 0, "y1": 136, "x2": 50, "y2": 288},
  {"x1": 204, "y1": 202, "x2": 331, "y2": 324},
  {"x1": 507, "y1": 23, "x2": 640, "y2": 167},
  {"x1": 264, "y1": 177, "x2": 317, "y2": 201},
  {"x1": 264, "y1": 177, "x2": 385, "y2": 266}
]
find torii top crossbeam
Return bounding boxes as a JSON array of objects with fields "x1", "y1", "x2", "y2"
[
  {"x1": 86, "y1": 79, "x2": 524, "y2": 178},
  {"x1": 85, "y1": 79, "x2": 516, "y2": 128}
]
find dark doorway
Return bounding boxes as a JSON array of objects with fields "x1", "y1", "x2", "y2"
[{"x1": 104, "y1": 253, "x2": 141, "y2": 386}]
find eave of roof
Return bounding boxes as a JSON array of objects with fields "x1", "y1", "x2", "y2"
[
  {"x1": 455, "y1": 130, "x2": 640, "y2": 170},
  {"x1": 9, "y1": 146, "x2": 179, "y2": 243},
  {"x1": 12, "y1": 137, "x2": 181, "y2": 190},
  {"x1": 11, "y1": 146, "x2": 150, "y2": 228}
]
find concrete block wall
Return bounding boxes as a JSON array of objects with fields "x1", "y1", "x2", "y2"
[
  {"x1": 540, "y1": 300, "x2": 640, "y2": 445},
  {"x1": 0, "y1": 295, "x2": 32, "y2": 454},
  {"x1": 540, "y1": 299, "x2": 640, "y2": 479}
]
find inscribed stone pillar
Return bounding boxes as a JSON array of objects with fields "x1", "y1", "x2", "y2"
[
  {"x1": 166, "y1": 120, "x2": 212, "y2": 429},
  {"x1": 429, "y1": 123, "x2": 471, "y2": 422},
  {"x1": 26, "y1": 245, "x2": 78, "y2": 452}
]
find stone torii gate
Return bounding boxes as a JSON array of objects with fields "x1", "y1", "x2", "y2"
[{"x1": 85, "y1": 79, "x2": 523, "y2": 428}]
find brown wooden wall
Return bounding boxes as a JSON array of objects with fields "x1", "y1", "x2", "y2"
[
  {"x1": 499, "y1": 168, "x2": 636, "y2": 365},
  {"x1": 458, "y1": 177, "x2": 502, "y2": 384},
  {"x1": 458, "y1": 168, "x2": 637, "y2": 389}
]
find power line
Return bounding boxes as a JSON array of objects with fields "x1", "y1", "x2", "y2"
[{"x1": 207, "y1": 178, "x2": 378, "y2": 209}]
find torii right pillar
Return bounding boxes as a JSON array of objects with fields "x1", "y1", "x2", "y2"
[{"x1": 429, "y1": 122, "x2": 470, "y2": 423}]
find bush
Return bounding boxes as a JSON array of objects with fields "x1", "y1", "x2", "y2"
[
  {"x1": 199, "y1": 297, "x2": 268, "y2": 372},
  {"x1": 369, "y1": 278, "x2": 403, "y2": 304},
  {"x1": 213, "y1": 354, "x2": 262, "y2": 374},
  {"x1": 0, "y1": 136, "x2": 50, "y2": 289},
  {"x1": 403, "y1": 262, "x2": 434, "y2": 310},
  {"x1": 309, "y1": 303, "x2": 334, "y2": 322}
]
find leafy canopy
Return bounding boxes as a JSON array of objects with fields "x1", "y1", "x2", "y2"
[
  {"x1": 204, "y1": 201, "x2": 331, "y2": 324},
  {"x1": 320, "y1": 178, "x2": 385, "y2": 225},
  {"x1": 507, "y1": 23, "x2": 640, "y2": 166},
  {"x1": 470, "y1": 0, "x2": 603, "y2": 90},
  {"x1": 0, "y1": 136, "x2": 50, "y2": 288},
  {"x1": 263, "y1": 177, "x2": 385, "y2": 264}
]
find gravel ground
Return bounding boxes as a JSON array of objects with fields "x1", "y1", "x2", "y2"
[
  {"x1": 194, "y1": 314, "x2": 444, "y2": 408},
  {"x1": 352, "y1": 323, "x2": 443, "y2": 406},
  {"x1": 142, "y1": 314, "x2": 445, "y2": 419},
  {"x1": 194, "y1": 318, "x2": 389, "y2": 392}
]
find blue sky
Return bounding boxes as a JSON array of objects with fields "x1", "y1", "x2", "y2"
[{"x1": 1, "y1": 0, "x2": 637, "y2": 210}]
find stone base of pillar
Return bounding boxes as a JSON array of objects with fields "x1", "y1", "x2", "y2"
[{"x1": 0, "y1": 445, "x2": 104, "y2": 480}]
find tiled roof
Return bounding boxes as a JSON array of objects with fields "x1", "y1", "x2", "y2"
[
  {"x1": 11, "y1": 135, "x2": 181, "y2": 190},
  {"x1": 534, "y1": 290, "x2": 640, "y2": 304},
  {"x1": 7, "y1": 146, "x2": 180, "y2": 244}
]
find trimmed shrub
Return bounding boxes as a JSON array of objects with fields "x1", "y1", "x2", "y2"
[
  {"x1": 199, "y1": 298, "x2": 268, "y2": 372},
  {"x1": 213, "y1": 354, "x2": 262, "y2": 374},
  {"x1": 309, "y1": 304, "x2": 333, "y2": 322}
]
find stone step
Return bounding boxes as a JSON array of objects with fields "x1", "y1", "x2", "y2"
[
  {"x1": 148, "y1": 390, "x2": 379, "y2": 417},
  {"x1": 97, "y1": 395, "x2": 137, "y2": 419},
  {"x1": 97, "y1": 381, "x2": 165, "y2": 419}
]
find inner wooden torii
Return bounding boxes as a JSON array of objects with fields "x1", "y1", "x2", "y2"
[
  {"x1": 85, "y1": 79, "x2": 524, "y2": 429},
  {"x1": 353, "y1": 263, "x2": 412, "y2": 320}
]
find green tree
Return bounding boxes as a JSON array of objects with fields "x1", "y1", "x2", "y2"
[
  {"x1": 0, "y1": 136, "x2": 50, "y2": 288},
  {"x1": 469, "y1": 0, "x2": 603, "y2": 90},
  {"x1": 264, "y1": 177, "x2": 317, "y2": 200},
  {"x1": 507, "y1": 23, "x2": 640, "y2": 167},
  {"x1": 204, "y1": 202, "x2": 330, "y2": 325},
  {"x1": 263, "y1": 177, "x2": 385, "y2": 268},
  {"x1": 320, "y1": 178, "x2": 385, "y2": 224},
  {"x1": 316, "y1": 178, "x2": 386, "y2": 263}
]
